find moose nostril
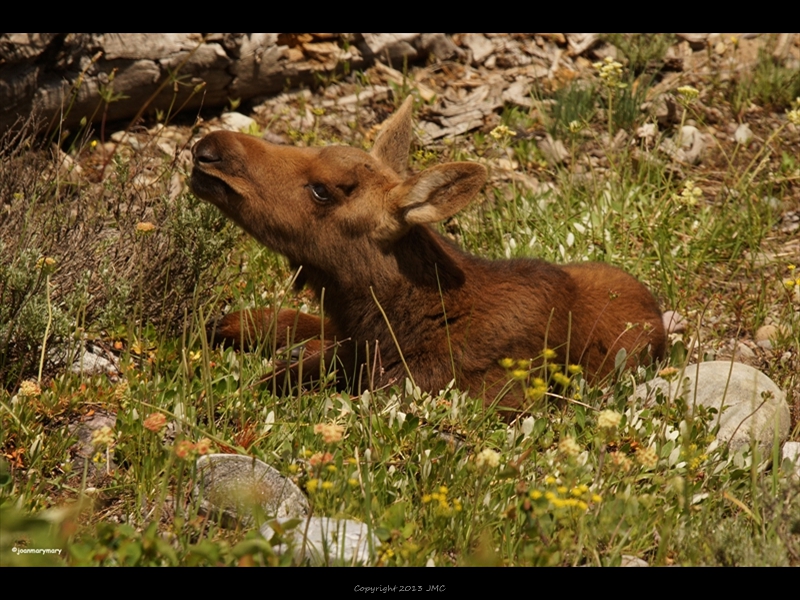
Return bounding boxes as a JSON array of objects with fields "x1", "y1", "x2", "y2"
[{"x1": 194, "y1": 141, "x2": 221, "y2": 164}]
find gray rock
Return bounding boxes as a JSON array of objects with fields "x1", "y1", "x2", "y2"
[
  {"x1": 634, "y1": 362, "x2": 790, "y2": 451},
  {"x1": 195, "y1": 454, "x2": 309, "y2": 527},
  {"x1": 260, "y1": 516, "x2": 379, "y2": 565}
]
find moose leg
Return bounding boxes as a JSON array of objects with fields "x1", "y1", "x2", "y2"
[{"x1": 211, "y1": 308, "x2": 336, "y2": 351}]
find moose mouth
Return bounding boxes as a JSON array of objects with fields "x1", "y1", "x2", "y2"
[{"x1": 189, "y1": 167, "x2": 234, "y2": 210}]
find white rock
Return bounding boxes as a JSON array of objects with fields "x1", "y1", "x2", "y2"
[
  {"x1": 260, "y1": 516, "x2": 380, "y2": 565},
  {"x1": 782, "y1": 442, "x2": 800, "y2": 478},
  {"x1": 734, "y1": 123, "x2": 753, "y2": 144},
  {"x1": 634, "y1": 362, "x2": 790, "y2": 451},
  {"x1": 219, "y1": 112, "x2": 256, "y2": 133}
]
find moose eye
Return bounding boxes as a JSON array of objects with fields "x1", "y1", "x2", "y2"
[{"x1": 306, "y1": 184, "x2": 332, "y2": 204}]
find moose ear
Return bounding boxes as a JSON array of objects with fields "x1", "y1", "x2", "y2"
[
  {"x1": 370, "y1": 96, "x2": 414, "y2": 176},
  {"x1": 390, "y1": 162, "x2": 488, "y2": 225}
]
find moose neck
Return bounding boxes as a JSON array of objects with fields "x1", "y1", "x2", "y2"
[{"x1": 301, "y1": 225, "x2": 467, "y2": 334}]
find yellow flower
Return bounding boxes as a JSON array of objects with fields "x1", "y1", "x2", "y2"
[
  {"x1": 321, "y1": 481, "x2": 334, "y2": 490},
  {"x1": 511, "y1": 369, "x2": 528, "y2": 380},
  {"x1": 658, "y1": 366, "x2": 680, "y2": 380},
  {"x1": 542, "y1": 348, "x2": 557, "y2": 360},
  {"x1": 499, "y1": 357, "x2": 515, "y2": 369},
  {"x1": 136, "y1": 222, "x2": 156, "y2": 233},
  {"x1": 787, "y1": 107, "x2": 800, "y2": 127},
  {"x1": 676, "y1": 86, "x2": 699, "y2": 103},
  {"x1": 490, "y1": 124, "x2": 516, "y2": 141},
  {"x1": 35, "y1": 257, "x2": 56, "y2": 271},
  {"x1": 306, "y1": 478, "x2": 319, "y2": 493},
  {"x1": 529, "y1": 490, "x2": 542, "y2": 500},
  {"x1": 551, "y1": 372, "x2": 571, "y2": 387}
]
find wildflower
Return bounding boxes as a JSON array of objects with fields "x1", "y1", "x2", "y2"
[
  {"x1": 113, "y1": 381, "x2": 129, "y2": 401},
  {"x1": 597, "y1": 409, "x2": 622, "y2": 431},
  {"x1": 91, "y1": 426, "x2": 116, "y2": 449},
  {"x1": 499, "y1": 357, "x2": 515, "y2": 369},
  {"x1": 475, "y1": 448, "x2": 501, "y2": 469},
  {"x1": 306, "y1": 478, "x2": 319, "y2": 493},
  {"x1": 143, "y1": 412, "x2": 167, "y2": 432},
  {"x1": 309, "y1": 451, "x2": 334, "y2": 467},
  {"x1": 511, "y1": 369, "x2": 528, "y2": 381},
  {"x1": 658, "y1": 366, "x2": 680, "y2": 381},
  {"x1": 314, "y1": 422, "x2": 344, "y2": 444},
  {"x1": 542, "y1": 348, "x2": 557, "y2": 360},
  {"x1": 591, "y1": 493, "x2": 602, "y2": 503},
  {"x1": 567, "y1": 364, "x2": 582, "y2": 375},
  {"x1": 348, "y1": 478, "x2": 359, "y2": 487},
  {"x1": 321, "y1": 481, "x2": 334, "y2": 491},
  {"x1": 636, "y1": 446, "x2": 659, "y2": 469},
  {"x1": 516, "y1": 358, "x2": 531, "y2": 370},
  {"x1": 195, "y1": 438, "x2": 213, "y2": 455},
  {"x1": 526, "y1": 386, "x2": 546, "y2": 402},
  {"x1": 674, "y1": 180, "x2": 703, "y2": 206},
  {"x1": 676, "y1": 86, "x2": 699, "y2": 105},
  {"x1": 490, "y1": 124, "x2": 516, "y2": 141},
  {"x1": 529, "y1": 489, "x2": 543, "y2": 500},
  {"x1": 551, "y1": 372, "x2": 571, "y2": 387},
  {"x1": 558, "y1": 436, "x2": 581, "y2": 457},
  {"x1": 174, "y1": 440, "x2": 195, "y2": 459},
  {"x1": 609, "y1": 451, "x2": 633, "y2": 471},
  {"x1": 787, "y1": 101, "x2": 800, "y2": 126},
  {"x1": 18, "y1": 380, "x2": 41, "y2": 398},
  {"x1": 288, "y1": 464, "x2": 300, "y2": 474},
  {"x1": 544, "y1": 475, "x2": 557, "y2": 485},
  {"x1": 593, "y1": 57, "x2": 626, "y2": 89},
  {"x1": 568, "y1": 120, "x2": 584, "y2": 133},
  {"x1": 90, "y1": 139, "x2": 99, "y2": 149},
  {"x1": 135, "y1": 221, "x2": 156, "y2": 234},
  {"x1": 35, "y1": 256, "x2": 56, "y2": 271}
]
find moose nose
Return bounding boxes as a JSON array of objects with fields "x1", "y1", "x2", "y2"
[{"x1": 193, "y1": 138, "x2": 221, "y2": 164}]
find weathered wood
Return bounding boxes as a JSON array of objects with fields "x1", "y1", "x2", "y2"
[{"x1": 0, "y1": 33, "x2": 434, "y2": 135}]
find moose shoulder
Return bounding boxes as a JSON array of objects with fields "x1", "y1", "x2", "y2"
[{"x1": 190, "y1": 97, "x2": 666, "y2": 412}]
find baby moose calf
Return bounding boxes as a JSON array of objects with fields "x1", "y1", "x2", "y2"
[{"x1": 190, "y1": 97, "x2": 665, "y2": 413}]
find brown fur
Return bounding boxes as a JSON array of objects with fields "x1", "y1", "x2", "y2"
[{"x1": 190, "y1": 97, "x2": 665, "y2": 412}]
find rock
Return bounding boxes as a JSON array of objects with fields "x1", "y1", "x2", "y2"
[
  {"x1": 634, "y1": 362, "x2": 790, "y2": 451},
  {"x1": 219, "y1": 111, "x2": 256, "y2": 133},
  {"x1": 734, "y1": 122, "x2": 753, "y2": 145},
  {"x1": 755, "y1": 325, "x2": 781, "y2": 349},
  {"x1": 260, "y1": 516, "x2": 379, "y2": 565},
  {"x1": 782, "y1": 442, "x2": 800, "y2": 478},
  {"x1": 70, "y1": 345, "x2": 121, "y2": 377},
  {"x1": 461, "y1": 33, "x2": 494, "y2": 65},
  {"x1": 660, "y1": 125, "x2": 706, "y2": 164},
  {"x1": 662, "y1": 310, "x2": 687, "y2": 334},
  {"x1": 734, "y1": 342, "x2": 755, "y2": 360},
  {"x1": 538, "y1": 134, "x2": 569, "y2": 165},
  {"x1": 195, "y1": 454, "x2": 309, "y2": 527},
  {"x1": 360, "y1": 34, "x2": 419, "y2": 62},
  {"x1": 419, "y1": 33, "x2": 463, "y2": 61},
  {"x1": 621, "y1": 555, "x2": 649, "y2": 567}
]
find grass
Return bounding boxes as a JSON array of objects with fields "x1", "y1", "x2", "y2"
[{"x1": 1, "y1": 35, "x2": 799, "y2": 567}]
